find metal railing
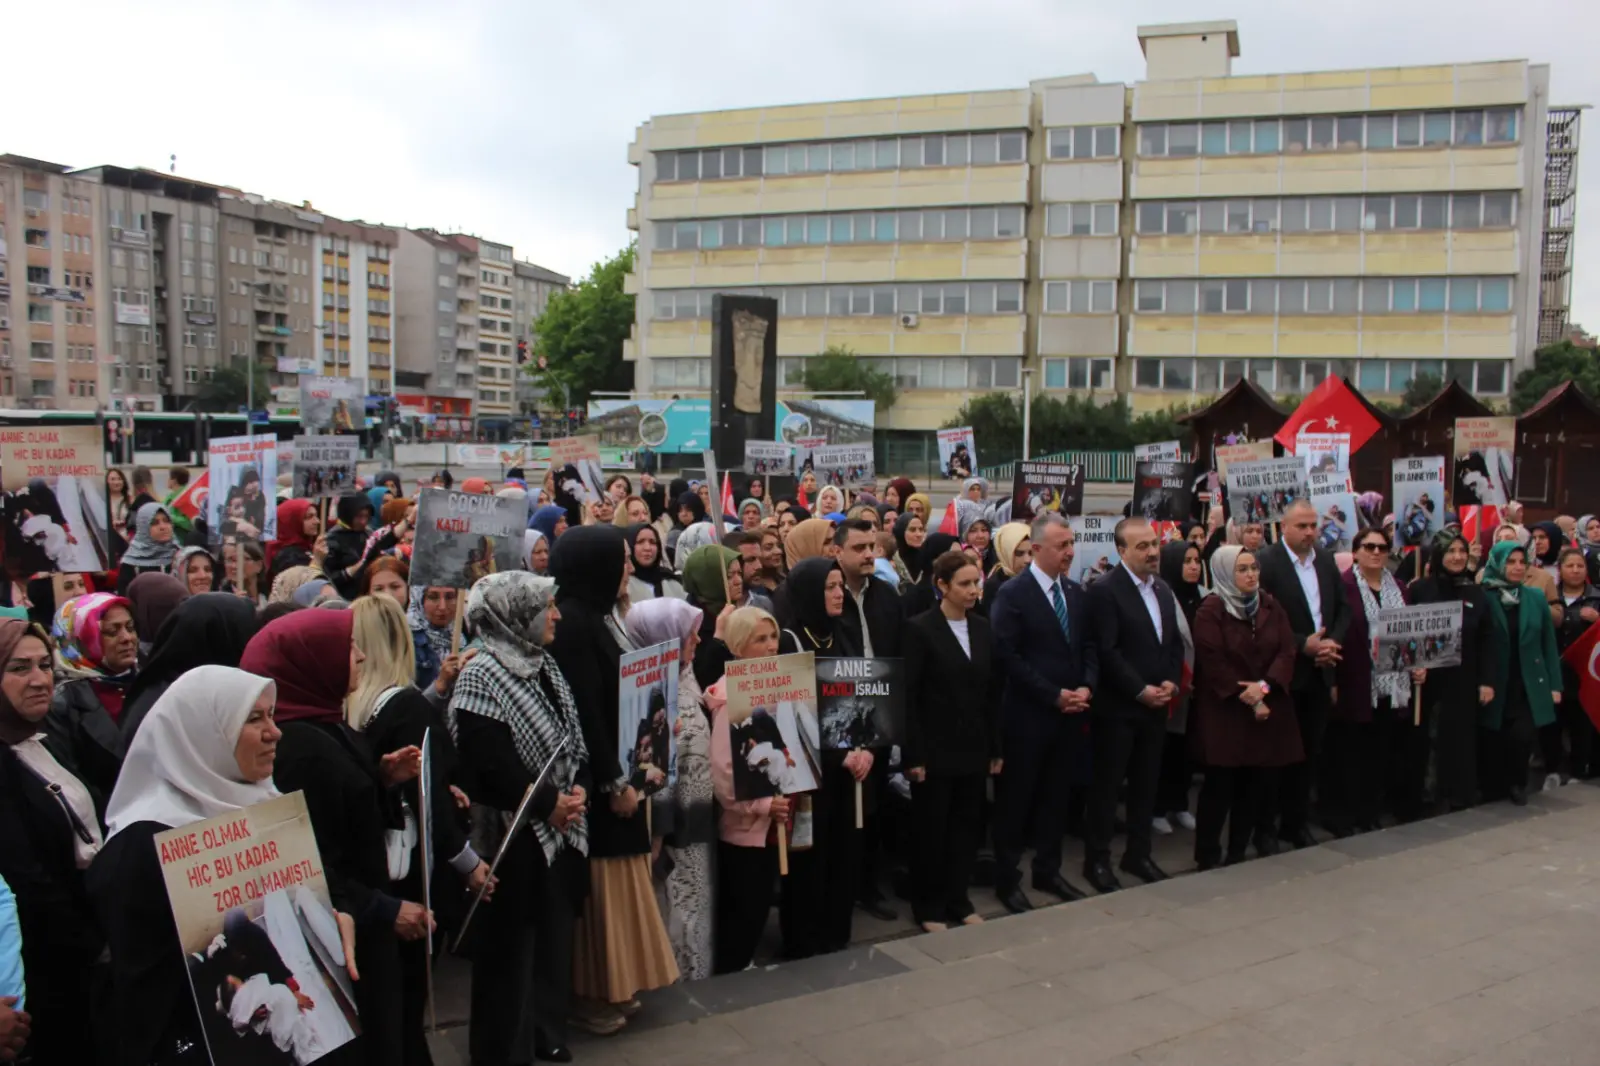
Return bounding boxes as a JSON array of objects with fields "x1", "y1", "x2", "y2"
[{"x1": 980, "y1": 450, "x2": 1137, "y2": 485}]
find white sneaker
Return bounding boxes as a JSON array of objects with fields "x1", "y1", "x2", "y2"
[
  {"x1": 1151, "y1": 816, "x2": 1173, "y2": 835},
  {"x1": 1173, "y1": 811, "x2": 1196, "y2": 831},
  {"x1": 1543, "y1": 773, "x2": 1563, "y2": 792}
]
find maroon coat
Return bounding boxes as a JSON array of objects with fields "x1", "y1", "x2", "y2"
[
  {"x1": 1188, "y1": 593, "x2": 1303, "y2": 768},
  {"x1": 1333, "y1": 568, "x2": 1409, "y2": 724}
]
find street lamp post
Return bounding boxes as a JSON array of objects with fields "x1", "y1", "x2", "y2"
[{"x1": 1021, "y1": 367, "x2": 1034, "y2": 461}]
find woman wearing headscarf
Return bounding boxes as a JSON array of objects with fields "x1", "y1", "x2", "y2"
[
  {"x1": 810, "y1": 485, "x2": 844, "y2": 519},
  {"x1": 530, "y1": 503, "x2": 569, "y2": 545},
  {"x1": 365, "y1": 497, "x2": 416, "y2": 563},
  {"x1": 682, "y1": 544, "x2": 742, "y2": 692},
  {"x1": 1154, "y1": 540, "x2": 1206, "y2": 837},
  {"x1": 407, "y1": 585, "x2": 466, "y2": 696},
  {"x1": 891, "y1": 513, "x2": 928, "y2": 588},
  {"x1": 883, "y1": 478, "x2": 915, "y2": 512},
  {"x1": 981, "y1": 522, "x2": 1032, "y2": 616},
  {"x1": 453, "y1": 571, "x2": 591, "y2": 1063},
  {"x1": 368, "y1": 482, "x2": 395, "y2": 515},
  {"x1": 116, "y1": 501, "x2": 180, "y2": 594},
  {"x1": 45, "y1": 591, "x2": 140, "y2": 803},
  {"x1": 1188, "y1": 545, "x2": 1301, "y2": 868},
  {"x1": 752, "y1": 528, "x2": 785, "y2": 593},
  {"x1": 625, "y1": 523, "x2": 684, "y2": 603},
  {"x1": 126, "y1": 572, "x2": 189, "y2": 663},
  {"x1": 324, "y1": 492, "x2": 378, "y2": 600},
  {"x1": 170, "y1": 544, "x2": 217, "y2": 596},
  {"x1": 120, "y1": 593, "x2": 262, "y2": 741},
  {"x1": 524, "y1": 528, "x2": 551, "y2": 574},
  {"x1": 1409, "y1": 534, "x2": 1497, "y2": 811},
  {"x1": 773, "y1": 557, "x2": 863, "y2": 958},
  {"x1": 665, "y1": 488, "x2": 707, "y2": 559},
  {"x1": 242, "y1": 609, "x2": 428, "y2": 1064},
  {"x1": 671, "y1": 521, "x2": 719, "y2": 574},
  {"x1": 783, "y1": 517, "x2": 835, "y2": 572},
  {"x1": 1529, "y1": 520, "x2": 1565, "y2": 584},
  {"x1": 269, "y1": 563, "x2": 321, "y2": 604},
  {"x1": 625, "y1": 597, "x2": 713, "y2": 981},
  {"x1": 0, "y1": 619, "x2": 105, "y2": 1065},
  {"x1": 904, "y1": 492, "x2": 932, "y2": 525},
  {"x1": 1479, "y1": 541, "x2": 1563, "y2": 806},
  {"x1": 267, "y1": 497, "x2": 321, "y2": 571},
  {"x1": 1553, "y1": 546, "x2": 1600, "y2": 783},
  {"x1": 899, "y1": 532, "x2": 960, "y2": 617},
  {"x1": 546, "y1": 525, "x2": 678, "y2": 1034},
  {"x1": 737, "y1": 498, "x2": 765, "y2": 532}
]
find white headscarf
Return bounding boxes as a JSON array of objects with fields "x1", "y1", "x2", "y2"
[
  {"x1": 674, "y1": 521, "x2": 719, "y2": 571},
  {"x1": 523, "y1": 528, "x2": 547, "y2": 571},
  {"x1": 105, "y1": 665, "x2": 279, "y2": 839}
]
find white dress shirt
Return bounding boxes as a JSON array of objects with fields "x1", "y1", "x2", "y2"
[
  {"x1": 846, "y1": 581, "x2": 874, "y2": 658},
  {"x1": 1029, "y1": 561, "x2": 1062, "y2": 602},
  {"x1": 946, "y1": 617, "x2": 972, "y2": 658},
  {"x1": 1120, "y1": 561, "x2": 1164, "y2": 641},
  {"x1": 1288, "y1": 542, "x2": 1323, "y2": 631}
]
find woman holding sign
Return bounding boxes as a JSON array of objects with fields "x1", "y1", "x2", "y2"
[
  {"x1": 1554, "y1": 547, "x2": 1600, "y2": 782},
  {"x1": 1479, "y1": 542, "x2": 1563, "y2": 806}
]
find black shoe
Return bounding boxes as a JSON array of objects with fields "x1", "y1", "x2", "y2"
[
  {"x1": 535, "y1": 1037, "x2": 573, "y2": 1063},
  {"x1": 1254, "y1": 835, "x2": 1281, "y2": 858},
  {"x1": 1508, "y1": 785, "x2": 1529, "y2": 807},
  {"x1": 857, "y1": 898, "x2": 897, "y2": 922},
  {"x1": 997, "y1": 886, "x2": 1032, "y2": 914},
  {"x1": 1280, "y1": 826, "x2": 1318, "y2": 850},
  {"x1": 1030, "y1": 872, "x2": 1087, "y2": 902},
  {"x1": 1223, "y1": 852, "x2": 1248, "y2": 867},
  {"x1": 1119, "y1": 856, "x2": 1170, "y2": 884},
  {"x1": 1082, "y1": 860, "x2": 1123, "y2": 894},
  {"x1": 1195, "y1": 855, "x2": 1221, "y2": 871}
]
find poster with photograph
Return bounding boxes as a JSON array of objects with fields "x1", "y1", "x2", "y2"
[
  {"x1": 722, "y1": 652, "x2": 819, "y2": 801},
  {"x1": 1453, "y1": 417, "x2": 1516, "y2": 508},
  {"x1": 1010, "y1": 462, "x2": 1086, "y2": 522},
  {"x1": 1069, "y1": 516, "x2": 1120, "y2": 586},
  {"x1": 153, "y1": 792, "x2": 359, "y2": 1066},
  {"x1": 409, "y1": 488, "x2": 529, "y2": 589},
  {"x1": 549, "y1": 437, "x2": 605, "y2": 503},
  {"x1": 1374, "y1": 602, "x2": 1464, "y2": 672},
  {"x1": 936, "y1": 428, "x2": 976, "y2": 480},
  {"x1": 816, "y1": 658, "x2": 903, "y2": 751},
  {"x1": 1213, "y1": 439, "x2": 1274, "y2": 476},
  {"x1": 0, "y1": 424, "x2": 112, "y2": 576},
  {"x1": 743, "y1": 441, "x2": 793, "y2": 477},
  {"x1": 1134, "y1": 440, "x2": 1182, "y2": 462},
  {"x1": 1309, "y1": 472, "x2": 1358, "y2": 553},
  {"x1": 1225, "y1": 457, "x2": 1310, "y2": 525},
  {"x1": 618, "y1": 641, "x2": 681, "y2": 797},
  {"x1": 810, "y1": 443, "x2": 874, "y2": 488},
  {"x1": 791, "y1": 436, "x2": 828, "y2": 478},
  {"x1": 291, "y1": 436, "x2": 359, "y2": 499},
  {"x1": 1132, "y1": 460, "x2": 1196, "y2": 523},
  {"x1": 297, "y1": 376, "x2": 364, "y2": 434},
  {"x1": 207, "y1": 436, "x2": 278, "y2": 544},
  {"x1": 1297, "y1": 432, "x2": 1351, "y2": 475},
  {"x1": 1393, "y1": 457, "x2": 1446, "y2": 550}
]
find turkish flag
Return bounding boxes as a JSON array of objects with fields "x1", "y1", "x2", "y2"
[
  {"x1": 719, "y1": 472, "x2": 735, "y2": 529},
  {"x1": 170, "y1": 471, "x2": 208, "y2": 521},
  {"x1": 1561, "y1": 617, "x2": 1600, "y2": 732},
  {"x1": 937, "y1": 499, "x2": 959, "y2": 536},
  {"x1": 1460, "y1": 504, "x2": 1501, "y2": 552},
  {"x1": 1275, "y1": 377, "x2": 1381, "y2": 455}
]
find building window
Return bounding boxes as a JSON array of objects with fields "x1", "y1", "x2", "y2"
[
  {"x1": 1045, "y1": 126, "x2": 1121, "y2": 160},
  {"x1": 1043, "y1": 357, "x2": 1114, "y2": 390},
  {"x1": 1137, "y1": 107, "x2": 1522, "y2": 157},
  {"x1": 1043, "y1": 280, "x2": 1117, "y2": 314},
  {"x1": 649, "y1": 358, "x2": 713, "y2": 389},
  {"x1": 658, "y1": 131, "x2": 1027, "y2": 184},
  {"x1": 651, "y1": 281, "x2": 1022, "y2": 320},
  {"x1": 1131, "y1": 276, "x2": 1513, "y2": 315},
  {"x1": 1045, "y1": 203, "x2": 1119, "y2": 237},
  {"x1": 655, "y1": 205, "x2": 1023, "y2": 251}
]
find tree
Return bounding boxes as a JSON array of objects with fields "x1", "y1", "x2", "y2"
[
  {"x1": 528, "y1": 245, "x2": 636, "y2": 406},
  {"x1": 1399, "y1": 372, "x2": 1443, "y2": 414},
  {"x1": 1511, "y1": 341, "x2": 1600, "y2": 412},
  {"x1": 946, "y1": 393, "x2": 1196, "y2": 465},
  {"x1": 796, "y1": 345, "x2": 897, "y2": 410},
  {"x1": 192, "y1": 358, "x2": 270, "y2": 413}
]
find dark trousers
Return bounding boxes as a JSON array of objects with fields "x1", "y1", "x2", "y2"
[
  {"x1": 398, "y1": 937, "x2": 432, "y2": 1066},
  {"x1": 1380, "y1": 700, "x2": 1430, "y2": 823},
  {"x1": 1194, "y1": 765, "x2": 1275, "y2": 864},
  {"x1": 1155, "y1": 731, "x2": 1191, "y2": 815},
  {"x1": 780, "y1": 767, "x2": 860, "y2": 957},
  {"x1": 910, "y1": 772, "x2": 985, "y2": 924},
  {"x1": 1278, "y1": 683, "x2": 1331, "y2": 836},
  {"x1": 1481, "y1": 691, "x2": 1536, "y2": 800},
  {"x1": 1086, "y1": 711, "x2": 1165, "y2": 866},
  {"x1": 994, "y1": 717, "x2": 1084, "y2": 888},
  {"x1": 857, "y1": 757, "x2": 889, "y2": 904},
  {"x1": 1558, "y1": 664, "x2": 1599, "y2": 777},
  {"x1": 714, "y1": 840, "x2": 776, "y2": 974},
  {"x1": 468, "y1": 851, "x2": 576, "y2": 1063}
]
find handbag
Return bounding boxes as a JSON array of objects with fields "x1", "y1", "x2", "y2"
[{"x1": 366, "y1": 686, "x2": 420, "y2": 881}]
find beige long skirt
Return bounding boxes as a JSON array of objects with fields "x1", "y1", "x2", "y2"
[{"x1": 572, "y1": 854, "x2": 680, "y2": 1002}]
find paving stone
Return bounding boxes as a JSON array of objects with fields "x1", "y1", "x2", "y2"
[
  {"x1": 1240, "y1": 987, "x2": 1402, "y2": 1051},
  {"x1": 1132, "y1": 1020, "x2": 1300, "y2": 1066}
]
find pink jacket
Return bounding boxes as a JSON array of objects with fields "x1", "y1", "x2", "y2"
[{"x1": 706, "y1": 677, "x2": 775, "y2": 847}]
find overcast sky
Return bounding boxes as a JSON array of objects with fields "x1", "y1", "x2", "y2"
[{"x1": 9, "y1": 0, "x2": 1596, "y2": 330}]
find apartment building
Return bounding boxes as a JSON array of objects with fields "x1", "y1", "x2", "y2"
[
  {"x1": 392, "y1": 228, "x2": 479, "y2": 430},
  {"x1": 0, "y1": 155, "x2": 109, "y2": 409},
  {"x1": 218, "y1": 194, "x2": 320, "y2": 395},
  {"x1": 626, "y1": 19, "x2": 1581, "y2": 428},
  {"x1": 316, "y1": 216, "x2": 397, "y2": 393},
  {"x1": 465, "y1": 236, "x2": 516, "y2": 428},
  {"x1": 512, "y1": 258, "x2": 570, "y2": 414}
]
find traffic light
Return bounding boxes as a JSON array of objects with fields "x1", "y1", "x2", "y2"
[{"x1": 516, "y1": 339, "x2": 528, "y2": 364}]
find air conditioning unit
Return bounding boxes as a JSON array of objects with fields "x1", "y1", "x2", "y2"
[
  {"x1": 899, "y1": 312, "x2": 919, "y2": 328},
  {"x1": 0, "y1": 317, "x2": 9, "y2": 330}
]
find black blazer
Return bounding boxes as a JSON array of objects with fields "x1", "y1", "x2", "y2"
[
  {"x1": 989, "y1": 566, "x2": 1098, "y2": 722},
  {"x1": 1087, "y1": 565, "x2": 1185, "y2": 719},
  {"x1": 1258, "y1": 540, "x2": 1352, "y2": 691},
  {"x1": 903, "y1": 608, "x2": 1001, "y2": 775},
  {"x1": 837, "y1": 575, "x2": 905, "y2": 659}
]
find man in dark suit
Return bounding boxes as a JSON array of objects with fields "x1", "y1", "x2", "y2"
[
  {"x1": 1083, "y1": 518, "x2": 1185, "y2": 893},
  {"x1": 1258, "y1": 498, "x2": 1349, "y2": 848},
  {"x1": 990, "y1": 513, "x2": 1098, "y2": 913}
]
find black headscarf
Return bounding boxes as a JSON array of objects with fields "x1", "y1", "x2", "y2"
[
  {"x1": 1531, "y1": 521, "x2": 1565, "y2": 568},
  {"x1": 550, "y1": 524, "x2": 626, "y2": 614},
  {"x1": 893, "y1": 513, "x2": 927, "y2": 581},
  {"x1": 674, "y1": 489, "x2": 708, "y2": 527},
  {"x1": 787, "y1": 503, "x2": 812, "y2": 522},
  {"x1": 666, "y1": 478, "x2": 690, "y2": 524},
  {"x1": 120, "y1": 593, "x2": 262, "y2": 740},
  {"x1": 785, "y1": 557, "x2": 857, "y2": 655},
  {"x1": 1160, "y1": 540, "x2": 1204, "y2": 624},
  {"x1": 917, "y1": 532, "x2": 961, "y2": 583},
  {"x1": 1417, "y1": 534, "x2": 1477, "y2": 598},
  {"x1": 625, "y1": 523, "x2": 675, "y2": 597},
  {"x1": 334, "y1": 491, "x2": 372, "y2": 529}
]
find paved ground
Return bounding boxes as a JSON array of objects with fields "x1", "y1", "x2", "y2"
[{"x1": 432, "y1": 782, "x2": 1600, "y2": 1065}]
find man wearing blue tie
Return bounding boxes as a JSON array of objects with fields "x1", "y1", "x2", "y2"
[{"x1": 989, "y1": 513, "x2": 1098, "y2": 914}]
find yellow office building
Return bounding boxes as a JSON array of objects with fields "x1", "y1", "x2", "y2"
[{"x1": 626, "y1": 19, "x2": 1581, "y2": 429}]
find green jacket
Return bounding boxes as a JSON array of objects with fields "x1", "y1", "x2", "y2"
[{"x1": 1482, "y1": 585, "x2": 1561, "y2": 730}]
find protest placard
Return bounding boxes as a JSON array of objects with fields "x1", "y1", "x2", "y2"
[
  {"x1": 1213, "y1": 439, "x2": 1274, "y2": 476},
  {"x1": 722, "y1": 652, "x2": 820, "y2": 801},
  {"x1": 409, "y1": 488, "x2": 529, "y2": 589},
  {"x1": 1309, "y1": 471, "x2": 1358, "y2": 553},
  {"x1": 816, "y1": 658, "x2": 903, "y2": 751},
  {"x1": 811, "y1": 443, "x2": 875, "y2": 488},
  {"x1": 1453, "y1": 417, "x2": 1515, "y2": 507},
  {"x1": 291, "y1": 436, "x2": 359, "y2": 499},
  {"x1": 549, "y1": 437, "x2": 605, "y2": 503},
  {"x1": 619, "y1": 641, "x2": 681, "y2": 798},
  {"x1": 743, "y1": 441, "x2": 793, "y2": 477},
  {"x1": 1134, "y1": 440, "x2": 1182, "y2": 462},
  {"x1": 1393, "y1": 457, "x2": 1446, "y2": 550},
  {"x1": 1069, "y1": 516, "x2": 1119, "y2": 586},
  {"x1": 1375, "y1": 602, "x2": 1464, "y2": 673},
  {"x1": 153, "y1": 792, "x2": 358, "y2": 1066},
  {"x1": 936, "y1": 427, "x2": 976, "y2": 479},
  {"x1": 1298, "y1": 432, "x2": 1351, "y2": 475},
  {"x1": 1132, "y1": 460, "x2": 1196, "y2": 523},
  {"x1": 298, "y1": 376, "x2": 364, "y2": 434},
  {"x1": 207, "y1": 435, "x2": 277, "y2": 543},
  {"x1": 792, "y1": 436, "x2": 827, "y2": 478},
  {"x1": 0, "y1": 424, "x2": 111, "y2": 574},
  {"x1": 1225, "y1": 457, "x2": 1310, "y2": 525},
  {"x1": 1010, "y1": 461, "x2": 1086, "y2": 522}
]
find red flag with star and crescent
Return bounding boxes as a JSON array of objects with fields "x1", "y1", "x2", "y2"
[
  {"x1": 1561, "y1": 617, "x2": 1600, "y2": 733},
  {"x1": 1275, "y1": 376, "x2": 1382, "y2": 455}
]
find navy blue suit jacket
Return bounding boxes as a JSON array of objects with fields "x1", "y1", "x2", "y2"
[
  {"x1": 990, "y1": 566, "x2": 1099, "y2": 728},
  {"x1": 1086, "y1": 564, "x2": 1185, "y2": 719}
]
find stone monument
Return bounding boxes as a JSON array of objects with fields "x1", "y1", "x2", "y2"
[{"x1": 710, "y1": 294, "x2": 778, "y2": 472}]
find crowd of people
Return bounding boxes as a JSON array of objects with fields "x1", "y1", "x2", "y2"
[{"x1": 0, "y1": 460, "x2": 1595, "y2": 1066}]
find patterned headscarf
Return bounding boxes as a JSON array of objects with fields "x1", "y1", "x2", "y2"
[
  {"x1": 1209, "y1": 545, "x2": 1260, "y2": 621},
  {"x1": 624, "y1": 598, "x2": 703, "y2": 678},
  {"x1": 53, "y1": 592, "x2": 137, "y2": 681},
  {"x1": 121, "y1": 502, "x2": 178, "y2": 569},
  {"x1": 407, "y1": 586, "x2": 457, "y2": 664},
  {"x1": 465, "y1": 571, "x2": 557, "y2": 679},
  {"x1": 1481, "y1": 540, "x2": 1527, "y2": 608},
  {"x1": 673, "y1": 521, "x2": 720, "y2": 571}
]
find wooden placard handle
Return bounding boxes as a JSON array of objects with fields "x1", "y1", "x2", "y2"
[
  {"x1": 777, "y1": 821, "x2": 788, "y2": 876},
  {"x1": 1413, "y1": 680, "x2": 1423, "y2": 727},
  {"x1": 450, "y1": 594, "x2": 465, "y2": 656}
]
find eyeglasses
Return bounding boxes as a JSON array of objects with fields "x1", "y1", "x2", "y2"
[{"x1": 1359, "y1": 543, "x2": 1389, "y2": 553}]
